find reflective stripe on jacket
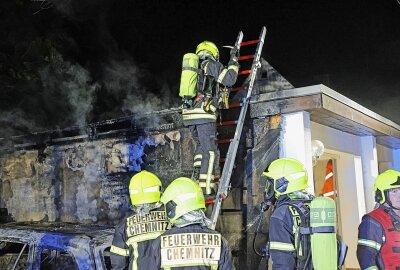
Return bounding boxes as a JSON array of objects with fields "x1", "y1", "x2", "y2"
[
  {"x1": 150, "y1": 223, "x2": 233, "y2": 270},
  {"x1": 110, "y1": 209, "x2": 169, "y2": 270},
  {"x1": 269, "y1": 196, "x2": 312, "y2": 270},
  {"x1": 357, "y1": 205, "x2": 400, "y2": 270}
]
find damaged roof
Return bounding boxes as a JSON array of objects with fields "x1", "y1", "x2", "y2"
[{"x1": 0, "y1": 221, "x2": 114, "y2": 246}]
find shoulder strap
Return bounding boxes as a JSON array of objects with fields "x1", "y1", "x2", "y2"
[
  {"x1": 277, "y1": 200, "x2": 312, "y2": 267},
  {"x1": 182, "y1": 66, "x2": 202, "y2": 74},
  {"x1": 279, "y1": 200, "x2": 311, "y2": 225}
]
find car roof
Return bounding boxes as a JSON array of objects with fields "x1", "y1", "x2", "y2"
[{"x1": 0, "y1": 222, "x2": 114, "y2": 247}]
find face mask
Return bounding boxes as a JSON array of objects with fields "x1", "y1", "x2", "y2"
[{"x1": 260, "y1": 176, "x2": 277, "y2": 212}]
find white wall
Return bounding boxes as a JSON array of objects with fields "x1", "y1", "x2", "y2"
[
  {"x1": 394, "y1": 149, "x2": 400, "y2": 170},
  {"x1": 360, "y1": 137, "x2": 379, "y2": 212},
  {"x1": 377, "y1": 144, "x2": 400, "y2": 172},
  {"x1": 283, "y1": 118, "x2": 399, "y2": 269},
  {"x1": 280, "y1": 112, "x2": 314, "y2": 193}
]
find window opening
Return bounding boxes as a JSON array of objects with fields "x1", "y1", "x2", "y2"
[
  {"x1": 0, "y1": 241, "x2": 30, "y2": 270},
  {"x1": 40, "y1": 248, "x2": 78, "y2": 270}
]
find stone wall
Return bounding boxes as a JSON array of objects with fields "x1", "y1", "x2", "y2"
[{"x1": 0, "y1": 128, "x2": 194, "y2": 224}]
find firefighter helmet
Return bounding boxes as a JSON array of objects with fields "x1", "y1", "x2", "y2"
[
  {"x1": 263, "y1": 158, "x2": 308, "y2": 197},
  {"x1": 160, "y1": 177, "x2": 205, "y2": 224},
  {"x1": 374, "y1": 169, "x2": 400, "y2": 204},
  {"x1": 129, "y1": 170, "x2": 162, "y2": 205},
  {"x1": 196, "y1": 41, "x2": 219, "y2": 61}
]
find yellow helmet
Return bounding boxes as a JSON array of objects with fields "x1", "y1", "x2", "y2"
[
  {"x1": 129, "y1": 170, "x2": 162, "y2": 205},
  {"x1": 160, "y1": 177, "x2": 205, "y2": 224},
  {"x1": 263, "y1": 158, "x2": 308, "y2": 197},
  {"x1": 374, "y1": 169, "x2": 400, "y2": 204},
  {"x1": 196, "y1": 41, "x2": 219, "y2": 60}
]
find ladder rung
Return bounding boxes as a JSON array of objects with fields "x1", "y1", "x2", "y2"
[
  {"x1": 217, "y1": 138, "x2": 233, "y2": 144},
  {"x1": 240, "y1": 39, "x2": 259, "y2": 46},
  {"x1": 239, "y1": 55, "x2": 254, "y2": 61},
  {"x1": 217, "y1": 120, "x2": 238, "y2": 127},
  {"x1": 205, "y1": 199, "x2": 215, "y2": 205},
  {"x1": 227, "y1": 103, "x2": 243, "y2": 108},
  {"x1": 230, "y1": 86, "x2": 246, "y2": 93},
  {"x1": 239, "y1": 70, "x2": 251, "y2": 75}
]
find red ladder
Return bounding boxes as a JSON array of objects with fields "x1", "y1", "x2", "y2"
[{"x1": 208, "y1": 27, "x2": 267, "y2": 230}]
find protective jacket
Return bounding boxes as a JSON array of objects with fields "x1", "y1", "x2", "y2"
[
  {"x1": 182, "y1": 59, "x2": 239, "y2": 126},
  {"x1": 357, "y1": 205, "x2": 400, "y2": 270},
  {"x1": 150, "y1": 223, "x2": 233, "y2": 269},
  {"x1": 269, "y1": 195, "x2": 312, "y2": 270},
  {"x1": 110, "y1": 208, "x2": 169, "y2": 270}
]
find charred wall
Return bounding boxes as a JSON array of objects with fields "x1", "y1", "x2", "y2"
[
  {"x1": 245, "y1": 115, "x2": 281, "y2": 269},
  {"x1": 0, "y1": 108, "x2": 282, "y2": 269},
  {"x1": 0, "y1": 110, "x2": 196, "y2": 224}
]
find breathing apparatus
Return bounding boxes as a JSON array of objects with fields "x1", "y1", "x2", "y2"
[
  {"x1": 252, "y1": 175, "x2": 276, "y2": 260},
  {"x1": 260, "y1": 176, "x2": 277, "y2": 212}
]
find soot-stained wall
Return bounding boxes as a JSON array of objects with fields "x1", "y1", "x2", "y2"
[
  {"x1": 0, "y1": 111, "x2": 283, "y2": 269},
  {"x1": 0, "y1": 127, "x2": 194, "y2": 224}
]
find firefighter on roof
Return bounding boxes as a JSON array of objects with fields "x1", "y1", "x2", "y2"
[
  {"x1": 357, "y1": 169, "x2": 400, "y2": 269},
  {"x1": 179, "y1": 41, "x2": 239, "y2": 195},
  {"x1": 110, "y1": 170, "x2": 169, "y2": 270},
  {"x1": 150, "y1": 177, "x2": 233, "y2": 269}
]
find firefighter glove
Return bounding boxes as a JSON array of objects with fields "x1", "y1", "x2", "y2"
[{"x1": 182, "y1": 96, "x2": 193, "y2": 108}]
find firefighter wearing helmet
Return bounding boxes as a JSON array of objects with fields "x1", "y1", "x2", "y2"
[
  {"x1": 110, "y1": 170, "x2": 169, "y2": 270},
  {"x1": 357, "y1": 169, "x2": 400, "y2": 269},
  {"x1": 180, "y1": 40, "x2": 239, "y2": 196},
  {"x1": 149, "y1": 177, "x2": 233, "y2": 269},
  {"x1": 262, "y1": 158, "x2": 314, "y2": 270}
]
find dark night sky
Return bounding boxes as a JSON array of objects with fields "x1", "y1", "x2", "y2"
[{"x1": 1, "y1": 0, "x2": 400, "y2": 137}]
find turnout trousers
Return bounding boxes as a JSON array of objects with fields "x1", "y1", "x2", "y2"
[{"x1": 189, "y1": 122, "x2": 218, "y2": 195}]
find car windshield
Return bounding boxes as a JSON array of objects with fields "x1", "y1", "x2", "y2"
[
  {"x1": 40, "y1": 248, "x2": 79, "y2": 270},
  {"x1": 0, "y1": 240, "x2": 29, "y2": 270}
]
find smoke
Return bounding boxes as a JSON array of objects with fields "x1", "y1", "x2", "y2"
[
  {"x1": 0, "y1": 1, "x2": 180, "y2": 139},
  {"x1": 0, "y1": 110, "x2": 38, "y2": 138},
  {"x1": 48, "y1": 0, "x2": 109, "y2": 22},
  {"x1": 122, "y1": 82, "x2": 175, "y2": 114},
  {"x1": 101, "y1": 56, "x2": 177, "y2": 116},
  {"x1": 368, "y1": 83, "x2": 400, "y2": 124},
  {"x1": 39, "y1": 59, "x2": 98, "y2": 128}
]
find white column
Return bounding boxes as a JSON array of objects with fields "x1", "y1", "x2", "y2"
[
  {"x1": 393, "y1": 148, "x2": 400, "y2": 171},
  {"x1": 360, "y1": 136, "x2": 379, "y2": 213},
  {"x1": 280, "y1": 111, "x2": 314, "y2": 194},
  {"x1": 354, "y1": 156, "x2": 366, "y2": 221}
]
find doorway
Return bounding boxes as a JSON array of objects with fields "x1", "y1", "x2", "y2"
[{"x1": 313, "y1": 156, "x2": 342, "y2": 236}]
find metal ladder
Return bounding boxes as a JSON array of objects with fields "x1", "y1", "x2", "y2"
[{"x1": 208, "y1": 26, "x2": 267, "y2": 230}]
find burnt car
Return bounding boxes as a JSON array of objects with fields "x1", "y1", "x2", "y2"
[{"x1": 0, "y1": 222, "x2": 114, "y2": 270}]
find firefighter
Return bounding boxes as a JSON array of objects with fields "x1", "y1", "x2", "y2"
[
  {"x1": 182, "y1": 41, "x2": 239, "y2": 195},
  {"x1": 110, "y1": 170, "x2": 169, "y2": 270},
  {"x1": 262, "y1": 158, "x2": 314, "y2": 270},
  {"x1": 357, "y1": 169, "x2": 400, "y2": 269},
  {"x1": 150, "y1": 177, "x2": 233, "y2": 269}
]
